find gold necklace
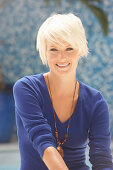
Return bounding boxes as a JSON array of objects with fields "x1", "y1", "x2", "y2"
[{"x1": 47, "y1": 75, "x2": 77, "y2": 158}]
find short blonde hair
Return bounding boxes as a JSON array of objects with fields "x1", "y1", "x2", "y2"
[{"x1": 36, "y1": 13, "x2": 89, "y2": 65}]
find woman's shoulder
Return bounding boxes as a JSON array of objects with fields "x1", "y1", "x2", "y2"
[
  {"x1": 79, "y1": 81, "x2": 108, "y2": 119},
  {"x1": 13, "y1": 73, "x2": 44, "y2": 88},
  {"x1": 79, "y1": 81, "x2": 104, "y2": 102},
  {"x1": 13, "y1": 73, "x2": 46, "y2": 97}
]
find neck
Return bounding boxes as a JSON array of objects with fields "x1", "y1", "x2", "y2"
[{"x1": 47, "y1": 71, "x2": 77, "y2": 97}]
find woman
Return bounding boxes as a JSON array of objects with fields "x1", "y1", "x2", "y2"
[{"x1": 13, "y1": 13, "x2": 113, "y2": 170}]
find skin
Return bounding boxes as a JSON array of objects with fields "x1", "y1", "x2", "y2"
[
  {"x1": 42, "y1": 38, "x2": 80, "y2": 170},
  {"x1": 45, "y1": 39, "x2": 80, "y2": 97},
  {"x1": 43, "y1": 146, "x2": 69, "y2": 170}
]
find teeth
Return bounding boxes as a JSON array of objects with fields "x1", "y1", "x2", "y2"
[{"x1": 57, "y1": 63, "x2": 69, "y2": 67}]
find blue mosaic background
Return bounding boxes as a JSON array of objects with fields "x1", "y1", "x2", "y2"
[{"x1": 0, "y1": 0, "x2": 113, "y2": 135}]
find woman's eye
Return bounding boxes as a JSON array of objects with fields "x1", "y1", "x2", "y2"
[
  {"x1": 50, "y1": 48, "x2": 58, "y2": 51},
  {"x1": 66, "y1": 48, "x2": 73, "y2": 51}
]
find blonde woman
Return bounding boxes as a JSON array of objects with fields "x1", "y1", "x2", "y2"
[{"x1": 13, "y1": 13, "x2": 113, "y2": 170}]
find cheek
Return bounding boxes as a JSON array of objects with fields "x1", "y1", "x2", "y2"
[
  {"x1": 47, "y1": 52, "x2": 57, "y2": 61},
  {"x1": 46, "y1": 54, "x2": 56, "y2": 67},
  {"x1": 46, "y1": 53, "x2": 51, "y2": 66},
  {"x1": 71, "y1": 54, "x2": 80, "y2": 66},
  {"x1": 73, "y1": 51, "x2": 80, "y2": 59},
  {"x1": 46, "y1": 52, "x2": 51, "y2": 61},
  {"x1": 68, "y1": 52, "x2": 78, "y2": 60}
]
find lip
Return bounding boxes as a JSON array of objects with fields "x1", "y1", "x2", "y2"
[{"x1": 56, "y1": 63, "x2": 70, "y2": 68}]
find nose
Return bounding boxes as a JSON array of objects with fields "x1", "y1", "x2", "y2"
[{"x1": 58, "y1": 51, "x2": 66, "y2": 59}]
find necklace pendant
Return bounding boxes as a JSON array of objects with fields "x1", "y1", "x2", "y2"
[{"x1": 57, "y1": 145, "x2": 64, "y2": 158}]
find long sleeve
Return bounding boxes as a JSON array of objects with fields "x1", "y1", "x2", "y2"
[
  {"x1": 88, "y1": 92, "x2": 113, "y2": 170},
  {"x1": 13, "y1": 77, "x2": 57, "y2": 159}
]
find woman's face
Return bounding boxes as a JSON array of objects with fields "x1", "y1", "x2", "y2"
[{"x1": 46, "y1": 39, "x2": 80, "y2": 76}]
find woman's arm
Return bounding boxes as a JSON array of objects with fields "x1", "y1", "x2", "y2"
[
  {"x1": 13, "y1": 77, "x2": 68, "y2": 169},
  {"x1": 43, "y1": 146, "x2": 69, "y2": 170},
  {"x1": 88, "y1": 92, "x2": 113, "y2": 169}
]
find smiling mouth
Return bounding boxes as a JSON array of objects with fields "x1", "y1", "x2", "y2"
[{"x1": 56, "y1": 63, "x2": 70, "y2": 68}]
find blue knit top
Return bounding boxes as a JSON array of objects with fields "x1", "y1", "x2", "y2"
[{"x1": 13, "y1": 73, "x2": 113, "y2": 170}]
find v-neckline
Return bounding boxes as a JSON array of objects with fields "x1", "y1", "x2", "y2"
[{"x1": 41, "y1": 73, "x2": 81, "y2": 124}]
